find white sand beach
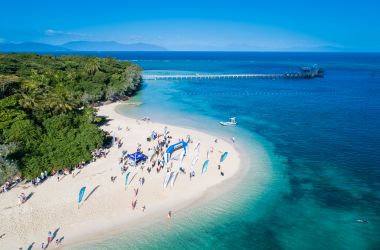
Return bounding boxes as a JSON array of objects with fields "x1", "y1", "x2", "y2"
[{"x1": 0, "y1": 102, "x2": 241, "y2": 249}]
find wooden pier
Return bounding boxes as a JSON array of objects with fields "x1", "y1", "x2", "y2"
[
  {"x1": 143, "y1": 71, "x2": 323, "y2": 80},
  {"x1": 143, "y1": 73, "x2": 285, "y2": 80}
]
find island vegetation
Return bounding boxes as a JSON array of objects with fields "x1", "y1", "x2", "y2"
[{"x1": 0, "y1": 53, "x2": 142, "y2": 185}]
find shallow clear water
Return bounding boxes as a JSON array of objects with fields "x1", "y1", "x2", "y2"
[{"x1": 69, "y1": 52, "x2": 380, "y2": 250}]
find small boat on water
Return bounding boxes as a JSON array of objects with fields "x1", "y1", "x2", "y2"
[{"x1": 220, "y1": 117, "x2": 237, "y2": 126}]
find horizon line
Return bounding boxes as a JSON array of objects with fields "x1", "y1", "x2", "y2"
[{"x1": 1, "y1": 50, "x2": 379, "y2": 53}]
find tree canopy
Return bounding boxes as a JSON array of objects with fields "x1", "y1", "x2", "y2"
[{"x1": 0, "y1": 53, "x2": 142, "y2": 183}]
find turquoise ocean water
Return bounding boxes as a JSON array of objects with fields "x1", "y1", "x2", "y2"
[{"x1": 67, "y1": 52, "x2": 380, "y2": 250}]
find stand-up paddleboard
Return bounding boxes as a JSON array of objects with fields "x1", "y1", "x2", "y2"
[
  {"x1": 163, "y1": 171, "x2": 173, "y2": 188},
  {"x1": 220, "y1": 152, "x2": 228, "y2": 162},
  {"x1": 202, "y1": 160, "x2": 209, "y2": 174},
  {"x1": 170, "y1": 171, "x2": 179, "y2": 188}
]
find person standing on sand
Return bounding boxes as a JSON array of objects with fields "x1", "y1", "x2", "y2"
[
  {"x1": 167, "y1": 211, "x2": 172, "y2": 219},
  {"x1": 41, "y1": 242, "x2": 45, "y2": 249},
  {"x1": 131, "y1": 200, "x2": 137, "y2": 210},
  {"x1": 47, "y1": 231, "x2": 52, "y2": 244},
  {"x1": 141, "y1": 177, "x2": 145, "y2": 186}
]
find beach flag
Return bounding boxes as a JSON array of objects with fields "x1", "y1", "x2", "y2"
[
  {"x1": 220, "y1": 152, "x2": 228, "y2": 163},
  {"x1": 164, "y1": 126, "x2": 167, "y2": 143},
  {"x1": 78, "y1": 186, "x2": 86, "y2": 204},
  {"x1": 125, "y1": 172, "x2": 131, "y2": 187},
  {"x1": 202, "y1": 160, "x2": 209, "y2": 174}
]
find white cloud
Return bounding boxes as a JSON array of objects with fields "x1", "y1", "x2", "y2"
[{"x1": 45, "y1": 29, "x2": 89, "y2": 37}]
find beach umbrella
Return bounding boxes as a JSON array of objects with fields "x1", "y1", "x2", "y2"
[{"x1": 220, "y1": 152, "x2": 228, "y2": 163}]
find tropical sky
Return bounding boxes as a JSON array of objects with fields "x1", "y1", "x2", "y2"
[{"x1": 1, "y1": 0, "x2": 379, "y2": 51}]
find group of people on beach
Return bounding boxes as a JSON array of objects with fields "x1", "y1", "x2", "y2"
[
  {"x1": 114, "y1": 123, "x2": 185, "y2": 218},
  {"x1": 6, "y1": 118, "x2": 223, "y2": 249},
  {"x1": 31, "y1": 171, "x2": 49, "y2": 186},
  {"x1": 92, "y1": 148, "x2": 110, "y2": 159},
  {"x1": 18, "y1": 192, "x2": 27, "y2": 205},
  {"x1": 23, "y1": 146, "x2": 109, "y2": 187},
  {"x1": 0, "y1": 179, "x2": 21, "y2": 193},
  {"x1": 39, "y1": 230, "x2": 63, "y2": 249}
]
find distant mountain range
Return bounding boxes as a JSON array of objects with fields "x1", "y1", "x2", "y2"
[
  {"x1": 0, "y1": 42, "x2": 70, "y2": 52},
  {"x1": 0, "y1": 41, "x2": 354, "y2": 52},
  {"x1": 0, "y1": 41, "x2": 167, "y2": 52},
  {"x1": 62, "y1": 41, "x2": 167, "y2": 51}
]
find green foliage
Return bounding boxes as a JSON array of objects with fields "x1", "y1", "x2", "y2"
[
  {"x1": 0, "y1": 53, "x2": 141, "y2": 183},
  {"x1": 0, "y1": 143, "x2": 20, "y2": 184},
  {"x1": 20, "y1": 113, "x2": 104, "y2": 178},
  {"x1": 0, "y1": 53, "x2": 142, "y2": 103},
  {"x1": 0, "y1": 158, "x2": 20, "y2": 185},
  {"x1": 0, "y1": 74, "x2": 20, "y2": 98},
  {"x1": 3, "y1": 119, "x2": 41, "y2": 151}
]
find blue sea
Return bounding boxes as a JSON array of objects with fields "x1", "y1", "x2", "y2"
[{"x1": 66, "y1": 52, "x2": 380, "y2": 250}]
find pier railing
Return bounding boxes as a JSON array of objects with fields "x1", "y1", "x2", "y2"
[{"x1": 143, "y1": 73, "x2": 320, "y2": 80}]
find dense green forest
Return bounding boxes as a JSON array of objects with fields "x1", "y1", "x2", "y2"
[{"x1": 0, "y1": 54, "x2": 142, "y2": 184}]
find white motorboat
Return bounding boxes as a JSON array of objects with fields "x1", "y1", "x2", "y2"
[{"x1": 220, "y1": 117, "x2": 237, "y2": 126}]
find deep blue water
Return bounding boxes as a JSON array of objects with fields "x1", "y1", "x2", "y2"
[{"x1": 69, "y1": 52, "x2": 380, "y2": 250}]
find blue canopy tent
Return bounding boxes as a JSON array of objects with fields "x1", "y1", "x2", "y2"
[
  {"x1": 164, "y1": 141, "x2": 188, "y2": 164},
  {"x1": 127, "y1": 152, "x2": 147, "y2": 165}
]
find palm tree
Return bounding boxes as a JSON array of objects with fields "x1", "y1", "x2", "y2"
[
  {"x1": 0, "y1": 75, "x2": 19, "y2": 98},
  {"x1": 42, "y1": 87, "x2": 77, "y2": 114},
  {"x1": 84, "y1": 59, "x2": 100, "y2": 75},
  {"x1": 19, "y1": 93, "x2": 37, "y2": 110}
]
